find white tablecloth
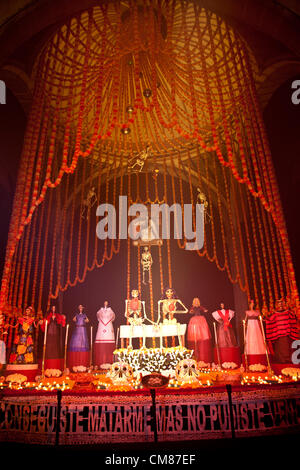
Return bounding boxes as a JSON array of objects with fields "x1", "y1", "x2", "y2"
[{"x1": 120, "y1": 323, "x2": 186, "y2": 338}]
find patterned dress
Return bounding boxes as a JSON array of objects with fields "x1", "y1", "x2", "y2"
[
  {"x1": 266, "y1": 309, "x2": 299, "y2": 363},
  {"x1": 9, "y1": 317, "x2": 35, "y2": 364}
]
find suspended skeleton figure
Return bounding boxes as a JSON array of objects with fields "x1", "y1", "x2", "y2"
[
  {"x1": 196, "y1": 187, "x2": 211, "y2": 223},
  {"x1": 81, "y1": 186, "x2": 97, "y2": 219},
  {"x1": 175, "y1": 358, "x2": 200, "y2": 384},
  {"x1": 128, "y1": 145, "x2": 151, "y2": 172},
  {"x1": 141, "y1": 246, "x2": 153, "y2": 284},
  {"x1": 107, "y1": 361, "x2": 134, "y2": 385}
]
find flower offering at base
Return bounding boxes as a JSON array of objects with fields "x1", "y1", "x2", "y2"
[{"x1": 114, "y1": 346, "x2": 193, "y2": 374}]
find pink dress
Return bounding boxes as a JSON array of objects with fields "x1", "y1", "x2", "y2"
[
  {"x1": 187, "y1": 306, "x2": 212, "y2": 363},
  {"x1": 245, "y1": 310, "x2": 265, "y2": 355}
]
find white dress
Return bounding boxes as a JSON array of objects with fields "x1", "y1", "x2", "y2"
[
  {"x1": 95, "y1": 307, "x2": 115, "y2": 343},
  {"x1": 94, "y1": 306, "x2": 116, "y2": 366}
]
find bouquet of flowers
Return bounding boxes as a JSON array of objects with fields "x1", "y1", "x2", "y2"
[
  {"x1": 222, "y1": 362, "x2": 238, "y2": 369},
  {"x1": 72, "y1": 365, "x2": 87, "y2": 373},
  {"x1": 6, "y1": 373, "x2": 27, "y2": 384},
  {"x1": 44, "y1": 369, "x2": 62, "y2": 377},
  {"x1": 249, "y1": 364, "x2": 267, "y2": 372},
  {"x1": 281, "y1": 367, "x2": 300, "y2": 379}
]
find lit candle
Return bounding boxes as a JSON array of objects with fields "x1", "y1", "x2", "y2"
[
  {"x1": 43, "y1": 320, "x2": 48, "y2": 345},
  {"x1": 178, "y1": 324, "x2": 182, "y2": 347},
  {"x1": 160, "y1": 324, "x2": 163, "y2": 350},
  {"x1": 65, "y1": 324, "x2": 69, "y2": 346},
  {"x1": 90, "y1": 325, "x2": 93, "y2": 367}
]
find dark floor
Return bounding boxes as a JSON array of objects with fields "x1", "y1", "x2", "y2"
[{"x1": 0, "y1": 433, "x2": 299, "y2": 466}]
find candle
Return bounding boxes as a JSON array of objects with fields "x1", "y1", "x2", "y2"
[
  {"x1": 160, "y1": 324, "x2": 163, "y2": 350},
  {"x1": 213, "y1": 322, "x2": 221, "y2": 368},
  {"x1": 42, "y1": 320, "x2": 48, "y2": 378},
  {"x1": 90, "y1": 325, "x2": 93, "y2": 367},
  {"x1": 259, "y1": 315, "x2": 273, "y2": 375},
  {"x1": 177, "y1": 324, "x2": 182, "y2": 347},
  {"x1": 116, "y1": 327, "x2": 119, "y2": 349},
  {"x1": 43, "y1": 320, "x2": 48, "y2": 345},
  {"x1": 64, "y1": 324, "x2": 69, "y2": 371},
  {"x1": 65, "y1": 324, "x2": 69, "y2": 346},
  {"x1": 243, "y1": 319, "x2": 248, "y2": 371}
]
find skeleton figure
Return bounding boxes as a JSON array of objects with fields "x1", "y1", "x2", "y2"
[
  {"x1": 158, "y1": 287, "x2": 188, "y2": 324},
  {"x1": 107, "y1": 361, "x2": 134, "y2": 384},
  {"x1": 128, "y1": 146, "x2": 151, "y2": 172},
  {"x1": 125, "y1": 290, "x2": 147, "y2": 348},
  {"x1": 141, "y1": 246, "x2": 153, "y2": 284},
  {"x1": 125, "y1": 290, "x2": 146, "y2": 325},
  {"x1": 196, "y1": 187, "x2": 211, "y2": 223},
  {"x1": 175, "y1": 358, "x2": 200, "y2": 384},
  {"x1": 81, "y1": 187, "x2": 97, "y2": 219}
]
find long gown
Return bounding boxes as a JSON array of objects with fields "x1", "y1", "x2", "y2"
[
  {"x1": 40, "y1": 313, "x2": 66, "y2": 368},
  {"x1": 94, "y1": 307, "x2": 115, "y2": 366},
  {"x1": 68, "y1": 312, "x2": 90, "y2": 369},
  {"x1": 9, "y1": 316, "x2": 35, "y2": 364},
  {"x1": 211, "y1": 308, "x2": 241, "y2": 366},
  {"x1": 245, "y1": 310, "x2": 265, "y2": 355},
  {"x1": 187, "y1": 306, "x2": 212, "y2": 363},
  {"x1": 212, "y1": 309, "x2": 237, "y2": 348},
  {"x1": 69, "y1": 313, "x2": 89, "y2": 352}
]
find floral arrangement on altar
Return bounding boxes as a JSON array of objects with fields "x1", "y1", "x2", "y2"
[
  {"x1": 44, "y1": 369, "x2": 62, "y2": 378},
  {"x1": 281, "y1": 368, "x2": 300, "y2": 379},
  {"x1": 198, "y1": 361, "x2": 210, "y2": 369},
  {"x1": 72, "y1": 365, "x2": 87, "y2": 373},
  {"x1": 6, "y1": 373, "x2": 27, "y2": 384},
  {"x1": 249, "y1": 364, "x2": 267, "y2": 372},
  {"x1": 114, "y1": 346, "x2": 193, "y2": 374},
  {"x1": 222, "y1": 362, "x2": 238, "y2": 369}
]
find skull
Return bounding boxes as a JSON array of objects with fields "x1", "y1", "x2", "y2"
[
  {"x1": 175, "y1": 359, "x2": 199, "y2": 383},
  {"x1": 107, "y1": 361, "x2": 134, "y2": 384}
]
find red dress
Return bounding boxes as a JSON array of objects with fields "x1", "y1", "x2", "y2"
[
  {"x1": 187, "y1": 306, "x2": 212, "y2": 363},
  {"x1": 212, "y1": 308, "x2": 240, "y2": 366},
  {"x1": 40, "y1": 312, "x2": 66, "y2": 369},
  {"x1": 266, "y1": 309, "x2": 299, "y2": 363}
]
